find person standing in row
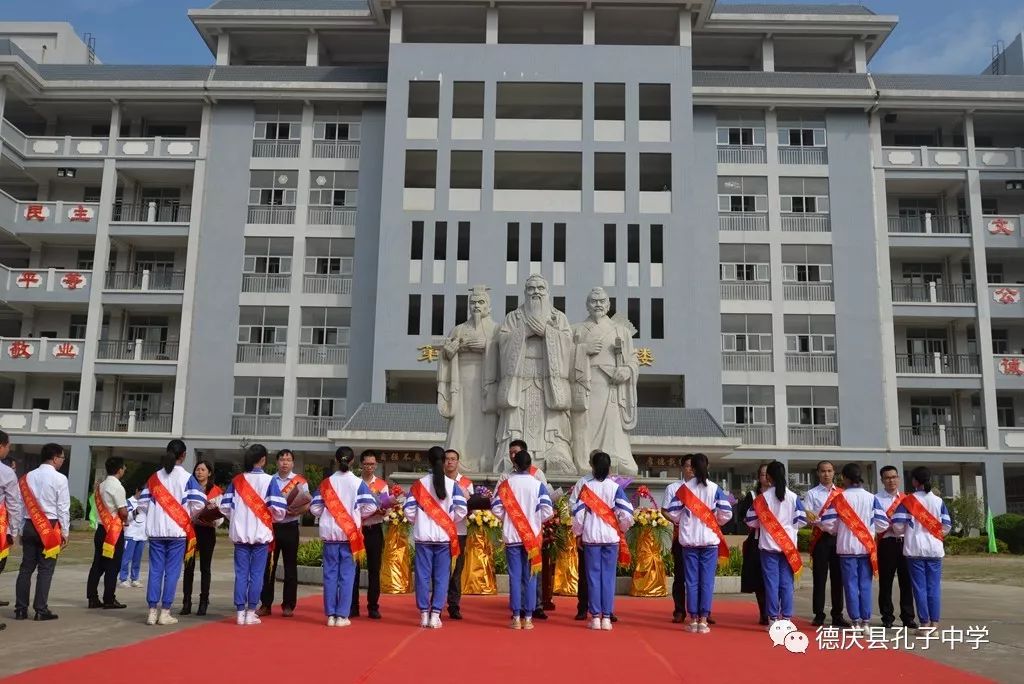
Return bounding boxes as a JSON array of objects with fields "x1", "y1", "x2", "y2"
[
  {"x1": 445, "y1": 448, "x2": 473, "y2": 620},
  {"x1": 570, "y1": 456, "x2": 594, "y2": 622},
  {"x1": 15, "y1": 443, "x2": 68, "y2": 622},
  {"x1": 119, "y1": 486, "x2": 147, "y2": 588},
  {"x1": 181, "y1": 460, "x2": 222, "y2": 616},
  {"x1": 744, "y1": 461, "x2": 806, "y2": 628},
  {"x1": 875, "y1": 465, "x2": 918, "y2": 629},
  {"x1": 310, "y1": 447, "x2": 377, "y2": 627},
  {"x1": 819, "y1": 463, "x2": 889, "y2": 631},
  {"x1": 803, "y1": 460, "x2": 850, "y2": 628},
  {"x1": 137, "y1": 439, "x2": 207, "y2": 626},
  {"x1": 573, "y1": 451, "x2": 633, "y2": 631},
  {"x1": 405, "y1": 445, "x2": 467, "y2": 629},
  {"x1": 499, "y1": 440, "x2": 552, "y2": 620},
  {"x1": 0, "y1": 430, "x2": 22, "y2": 622},
  {"x1": 669, "y1": 455, "x2": 713, "y2": 626},
  {"x1": 737, "y1": 462, "x2": 770, "y2": 625},
  {"x1": 219, "y1": 444, "x2": 287, "y2": 626},
  {"x1": 492, "y1": 448, "x2": 553, "y2": 630},
  {"x1": 891, "y1": 467, "x2": 951, "y2": 632},
  {"x1": 662, "y1": 453, "x2": 733, "y2": 634},
  {"x1": 87, "y1": 457, "x2": 128, "y2": 610},
  {"x1": 258, "y1": 449, "x2": 308, "y2": 618},
  {"x1": 353, "y1": 449, "x2": 388, "y2": 619}
]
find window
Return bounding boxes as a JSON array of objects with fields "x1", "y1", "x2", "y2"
[
  {"x1": 314, "y1": 118, "x2": 360, "y2": 142},
  {"x1": 780, "y1": 127, "x2": 826, "y2": 147},
  {"x1": 453, "y1": 82, "x2": 485, "y2": 119},
  {"x1": 408, "y1": 81, "x2": 440, "y2": 118},
  {"x1": 628, "y1": 298, "x2": 640, "y2": 338},
  {"x1": 716, "y1": 126, "x2": 766, "y2": 146},
  {"x1": 780, "y1": 178, "x2": 829, "y2": 213},
  {"x1": 992, "y1": 329, "x2": 1009, "y2": 354},
  {"x1": 718, "y1": 177, "x2": 768, "y2": 213},
  {"x1": 308, "y1": 171, "x2": 357, "y2": 207},
  {"x1": 627, "y1": 224, "x2": 640, "y2": 263},
  {"x1": 61, "y1": 381, "x2": 80, "y2": 411},
  {"x1": 594, "y1": 83, "x2": 626, "y2": 120},
  {"x1": 721, "y1": 314, "x2": 773, "y2": 352},
  {"x1": 297, "y1": 379, "x2": 347, "y2": 418},
  {"x1": 506, "y1": 296, "x2": 518, "y2": 315},
  {"x1": 604, "y1": 224, "x2": 616, "y2": 263},
  {"x1": 404, "y1": 150, "x2": 437, "y2": 188},
  {"x1": 68, "y1": 315, "x2": 88, "y2": 340},
  {"x1": 987, "y1": 263, "x2": 1004, "y2": 284},
  {"x1": 507, "y1": 222, "x2": 520, "y2": 262},
  {"x1": 786, "y1": 386, "x2": 839, "y2": 426},
  {"x1": 782, "y1": 245, "x2": 833, "y2": 283},
  {"x1": 785, "y1": 315, "x2": 836, "y2": 354},
  {"x1": 650, "y1": 225, "x2": 663, "y2": 264},
  {"x1": 254, "y1": 121, "x2": 297, "y2": 141},
  {"x1": 432, "y1": 295, "x2": 445, "y2": 336},
  {"x1": 411, "y1": 221, "x2": 424, "y2": 260},
  {"x1": 434, "y1": 221, "x2": 447, "y2": 260},
  {"x1": 455, "y1": 295, "x2": 468, "y2": 323},
  {"x1": 554, "y1": 223, "x2": 566, "y2": 263},
  {"x1": 300, "y1": 308, "x2": 349, "y2": 345},
  {"x1": 407, "y1": 295, "x2": 421, "y2": 335},
  {"x1": 237, "y1": 307, "x2": 288, "y2": 344},
  {"x1": 530, "y1": 222, "x2": 543, "y2": 262},
  {"x1": 722, "y1": 385, "x2": 774, "y2": 425},
  {"x1": 233, "y1": 378, "x2": 284, "y2": 416},
  {"x1": 554, "y1": 296, "x2": 566, "y2": 312},
  {"x1": 249, "y1": 170, "x2": 297, "y2": 206},
  {"x1": 305, "y1": 238, "x2": 353, "y2": 276},
  {"x1": 638, "y1": 84, "x2": 670, "y2": 121},
  {"x1": 244, "y1": 238, "x2": 293, "y2": 275},
  {"x1": 322, "y1": 123, "x2": 350, "y2": 141},
  {"x1": 77, "y1": 250, "x2": 95, "y2": 270},
  {"x1": 651, "y1": 298, "x2": 664, "y2": 339},
  {"x1": 720, "y1": 245, "x2": 770, "y2": 282},
  {"x1": 997, "y1": 396, "x2": 1015, "y2": 428},
  {"x1": 457, "y1": 222, "x2": 470, "y2": 261}
]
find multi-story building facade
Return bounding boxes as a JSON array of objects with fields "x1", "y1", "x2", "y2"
[{"x1": 1, "y1": 1, "x2": 1024, "y2": 514}]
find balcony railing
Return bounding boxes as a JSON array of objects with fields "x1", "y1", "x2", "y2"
[
  {"x1": 717, "y1": 145, "x2": 766, "y2": 164},
  {"x1": 298, "y1": 344, "x2": 349, "y2": 365},
  {"x1": 882, "y1": 146, "x2": 967, "y2": 169},
  {"x1": 312, "y1": 140, "x2": 360, "y2": 159},
  {"x1": 308, "y1": 206, "x2": 357, "y2": 226},
  {"x1": 724, "y1": 424, "x2": 776, "y2": 445},
  {"x1": 783, "y1": 282, "x2": 834, "y2": 301},
  {"x1": 236, "y1": 343, "x2": 287, "y2": 364},
  {"x1": 91, "y1": 411, "x2": 172, "y2": 434},
  {"x1": 778, "y1": 146, "x2": 827, "y2": 165},
  {"x1": 294, "y1": 415, "x2": 347, "y2": 437},
  {"x1": 780, "y1": 213, "x2": 831, "y2": 232},
  {"x1": 891, "y1": 282, "x2": 975, "y2": 304},
  {"x1": 720, "y1": 281, "x2": 770, "y2": 300},
  {"x1": 895, "y1": 352, "x2": 980, "y2": 375},
  {"x1": 721, "y1": 352, "x2": 773, "y2": 372},
  {"x1": 96, "y1": 339, "x2": 179, "y2": 361},
  {"x1": 105, "y1": 270, "x2": 186, "y2": 291},
  {"x1": 303, "y1": 274, "x2": 353, "y2": 295},
  {"x1": 899, "y1": 425, "x2": 986, "y2": 448},
  {"x1": 977, "y1": 147, "x2": 1024, "y2": 169},
  {"x1": 247, "y1": 205, "x2": 295, "y2": 224},
  {"x1": 241, "y1": 273, "x2": 291, "y2": 293},
  {"x1": 231, "y1": 414, "x2": 282, "y2": 436},
  {"x1": 0, "y1": 408, "x2": 77, "y2": 434},
  {"x1": 112, "y1": 201, "x2": 191, "y2": 224},
  {"x1": 785, "y1": 353, "x2": 837, "y2": 373},
  {"x1": 251, "y1": 139, "x2": 300, "y2": 158},
  {"x1": 718, "y1": 212, "x2": 768, "y2": 232},
  {"x1": 788, "y1": 425, "x2": 839, "y2": 446},
  {"x1": 887, "y1": 214, "x2": 969, "y2": 235},
  {"x1": 0, "y1": 337, "x2": 84, "y2": 369}
]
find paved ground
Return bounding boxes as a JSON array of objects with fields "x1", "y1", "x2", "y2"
[{"x1": 1, "y1": 538, "x2": 1020, "y2": 682}]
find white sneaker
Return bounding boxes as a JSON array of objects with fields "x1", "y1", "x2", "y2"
[
  {"x1": 244, "y1": 610, "x2": 261, "y2": 625},
  {"x1": 698, "y1": 622, "x2": 711, "y2": 634},
  {"x1": 131, "y1": 580, "x2": 143, "y2": 588},
  {"x1": 522, "y1": 617, "x2": 534, "y2": 631},
  {"x1": 510, "y1": 616, "x2": 522, "y2": 630},
  {"x1": 335, "y1": 617, "x2": 351, "y2": 627},
  {"x1": 146, "y1": 608, "x2": 158, "y2": 625},
  {"x1": 428, "y1": 612, "x2": 442, "y2": 629},
  {"x1": 420, "y1": 611, "x2": 430, "y2": 628},
  {"x1": 157, "y1": 609, "x2": 178, "y2": 625},
  {"x1": 687, "y1": 621, "x2": 700, "y2": 633},
  {"x1": 238, "y1": 611, "x2": 248, "y2": 626},
  {"x1": 327, "y1": 616, "x2": 337, "y2": 627},
  {"x1": 601, "y1": 617, "x2": 613, "y2": 631},
  {"x1": 589, "y1": 617, "x2": 602, "y2": 630},
  {"x1": 118, "y1": 580, "x2": 130, "y2": 588}
]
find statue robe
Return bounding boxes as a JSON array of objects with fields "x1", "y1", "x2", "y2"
[{"x1": 438, "y1": 318, "x2": 498, "y2": 473}]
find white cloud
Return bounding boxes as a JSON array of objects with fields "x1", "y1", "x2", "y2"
[{"x1": 873, "y1": 7, "x2": 1024, "y2": 74}]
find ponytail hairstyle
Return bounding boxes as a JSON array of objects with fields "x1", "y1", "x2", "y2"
[
  {"x1": 335, "y1": 446, "x2": 355, "y2": 473},
  {"x1": 911, "y1": 466, "x2": 932, "y2": 493},
  {"x1": 591, "y1": 451, "x2": 611, "y2": 481},
  {"x1": 691, "y1": 453, "x2": 709, "y2": 486},
  {"x1": 512, "y1": 448, "x2": 532, "y2": 473},
  {"x1": 243, "y1": 444, "x2": 268, "y2": 472},
  {"x1": 427, "y1": 445, "x2": 448, "y2": 500},
  {"x1": 766, "y1": 460, "x2": 787, "y2": 502},
  {"x1": 163, "y1": 439, "x2": 187, "y2": 474},
  {"x1": 841, "y1": 462, "x2": 863, "y2": 486}
]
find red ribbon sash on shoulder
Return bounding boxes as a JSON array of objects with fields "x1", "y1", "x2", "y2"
[
  {"x1": 94, "y1": 484, "x2": 124, "y2": 559},
  {"x1": 410, "y1": 480, "x2": 460, "y2": 558},
  {"x1": 832, "y1": 492, "x2": 878, "y2": 576},
  {"x1": 497, "y1": 480, "x2": 542, "y2": 575},
  {"x1": 675, "y1": 484, "x2": 729, "y2": 562},
  {"x1": 233, "y1": 474, "x2": 276, "y2": 554},
  {"x1": 878, "y1": 493, "x2": 905, "y2": 541},
  {"x1": 147, "y1": 472, "x2": 197, "y2": 561},
  {"x1": 809, "y1": 487, "x2": 843, "y2": 558},
  {"x1": 19, "y1": 476, "x2": 62, "y2": 559},
  {"x1": 901, "y1": 494, "x2": 946, "y2": 542},
  {"x1": 281, "y1": 475, "x2": 307, "y2": 496},
  {"x1": 0, "y1": 503, "x2": 10, "y2": 562},
  {"x1": 578, "y1": 484, "x2": 631, "y2": 567},
  {"x1": 207, "y1": 485, "x2": 224, "y2": 500},
  {"x1": 753, "y1": 494, "x2": 802, "y2": 576},
  {"x1": 457, "y1": 475, "x2": 473, "y2": 495},
  {"x1": 320, "y1": 479, "x2": 366, "y2": 562},
  {"x1": 370, "y1": 478, "x2": 389, "y2": 495}
]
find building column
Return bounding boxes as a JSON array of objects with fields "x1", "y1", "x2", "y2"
[
  {"x1": 583, "y1": 10, "x2": 595, "y2": 45},
  {"x1": 762, "y1": 36, "x2": 775, "y2": 72},
  {"x1": 306, "y1": 30, "x2": 319, "y2": 66},
  {"x1": 486, "y1": 8, "x2": 498, "y2": 44},
  {"x1": 983, "y1": 459, "x2": 1007, "y2": 515},
  {"x1": 216, "y1": 33, "x2": 231, "y2": 65},
  {"x1": 390, "y1": 8, "x2": 403, "y2": 44},
  {"x1": 66, "y1": 439, "x2": 93, "y2": 504},
  {"x1": 678, "y1": 10, "x2": 692, "y2": 47},
  {"x1": 0, "y1": 81, "x2": 6, "y2": 136},
  {"x1": 853, "y1": 39, "x2": 867, "y2": 73}
]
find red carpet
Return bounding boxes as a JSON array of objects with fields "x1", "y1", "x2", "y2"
[{"x1": 5, "y1": 595, "x2": 991, "y2": 683}]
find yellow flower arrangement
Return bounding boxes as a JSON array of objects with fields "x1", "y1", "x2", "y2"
[
  {"x1": 383, "y1": 506, "x2": 410, "y2": 526},
  {"x1": 467, "y1": 509, "x2": 501, "y2": 529},
  {"x1": 633, "y1": 506, "x2": 671, "y2": 529}
]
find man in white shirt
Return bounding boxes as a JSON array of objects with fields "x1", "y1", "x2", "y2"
[
  {"x1": 86, "y1": 457, "x2": 129, "y2": 609},
  {"x1": 876, "y1": 465, "x2": 918, "y2": 629},
  {"x1": 444, "y1": 449, "x2": 473, "y2": 620},
  {"x1": 353, "y1": 448, "x2": 389, "y2": 619},
  {"x1": 15, "y1": 443, "x2": 70, "y2": 621},
  {"x1": 0, "y1": 431, "x2": 23, "y2": 620},
  {"x1": 258, "y1": 449, "x2": 309, "y2": 618},
  {"x1": 802, "y1": 460, "x2": 850, "y2": 628}
]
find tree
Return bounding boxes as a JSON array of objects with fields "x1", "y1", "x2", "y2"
[{"x1": 947, "y1": 493, "x2": 984, "y2": 538}]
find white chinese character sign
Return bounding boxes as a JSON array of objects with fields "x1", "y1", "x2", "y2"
[
  {"x1": 987, "y1": 217, "x2": 1016, "y2": 236},
  {"x1": 15, "y1": 271, "x2": 42, "y2": 288},
  {"x1": 993, "y1": 287, "x2": 1020, "y2": 305},
  {"x1": 52, "y1": 342, "x2": 80, "y2": 360},
  {"x1": 999, "y1": 358, "x2": 1024, "y2": 376},
  {"x1": 60, "y1": 272, "x2": 87, "y2": 290},
  {"x1": 7, "y1": 340, "x2": 35, "y2": 359}
]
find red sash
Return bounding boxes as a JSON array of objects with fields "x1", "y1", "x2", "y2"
[
  {"x1": 410, "y1": 480, "x2": 460, "y2": 558},
  {"x1": 578, "y1": 484, "x2": 631, "y2": 567},
  {"x1": 528, "y1": 466, "x2": 540, "y2": 478},
  {"x1": 94, "y1": 484, "x2": 124, "y2": 559},
  {"x1": 280, "y1": 474, "x2": 307, "y2": 496},
  {"x1": 878, "y1": 493, "x2": 905, "y2": 541},
  {"x1": 675, "y1": 484, "x2": 730, "y2": 562},
  {"x1": 752, "y1": 495, "x2": 802, "y2": 576},
  {"x1": 19, "y1": 476, "x2": 62, "y2": 559},
  {"x1": 0, "y1": 503, "x2": 9, "y2": 562},
  {"x1": 207, "y1": 485, "x2": 224, "y2": 500},
  {"x1": 457, "y1": 475, "x2": 473, "y2": 495},
  {"x1": 832, "y1": 492, "x2": 878, "y2": 576},
  {"x1": 808, "y1": 486, "x2": 844, "y2": 557},
  {"x1": 497, "y1": 481, "x2": 542, "y2": 575},
  {"x1": 233, "y1": 474, "x2": 276, "y2": 554},
  {"x1": 901, "y1": 493, "x2": 946, "y2": 542},
  {"x1": 146, "y1": 472, "x2": 197, "y2": 561},
  {"x1": 369, "y1": 477, "x2": 388, "y2": 495},
  {"x1": 320, "y1": 479, "x2": 366, "y2": 562}
]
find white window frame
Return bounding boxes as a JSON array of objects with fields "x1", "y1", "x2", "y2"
[
  {"x1": 718, "y1": 194, "x2": 768, "y2": 213},
  {"x1": 720, "y1": 262, "x2": 770, "y2": 282},
  {"x1": 716, "y1": 126, "x2": 766, "y2": 146},
  {"x1": 779, "y1": 127, "x2": 827, "y2": 148},
  {"x1": 787, "y1": 405, "x2": 839, "y2": 426},
  {"x1": 785, "y1": 333, "x2": 836, "y2": 353},
  {"x1": 721, "y1": 332, "x2": 773, "y2": 352},
  {"x1": 782, "y1": 263, "x2": 833, "y2": 283}
]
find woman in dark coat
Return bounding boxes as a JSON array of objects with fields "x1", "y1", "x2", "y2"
[{"x1": 737, "y1": 462, "x2": 770, "y2": 625}]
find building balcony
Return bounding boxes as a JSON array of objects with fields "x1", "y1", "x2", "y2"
[
  {"x1": 312, "y1": 140, "x2": 360, "y2": 160},
  {"x1": 778, "y1": 146, "x2": 827, "y2": 165},
  {"x1": 236, "y1": 343, "x2": 287, "y2": 364},
  {"x1": 983, "y1": 215, "x2": 1024, "y2": 249},
  {"x1": 780, "y1": 213, "x2": 830, "y2": 233},
  {"x1": 112, "y1": 201, "x2": 191, "y2": 224},
  {"x1": 104, "y1": 270, "x2": 186, "y2": 291},
  {"x1": 785, "y1": 352, "x2": 837, "y2": 373},
  {"x1": 0, "y1": 337, "x2": 84, "y2": 374},
  {"x1": 976, "y1": 147, "x2": 1024, "y2": 170},
  {"x1": 91, "y1": 410, "x2": 173, "y2": 434},
  {"x1": 294, "y1": 414, "x2": 346, "y2": 438},
  {"x1": 0, "y1": 192, "x2": 99, "y2": 238},
  {"x1": 717, "y1": 145, "x2": 766, "y2": 164},
  {"x1": 298, "y1": 344, "x2": 349, "y2": 366},
  {"x1": 899, "y1": 424, "x2": 986, "y2": 448},
  {"x1": 896, "y1": 352, "x2": 980, "y2": 375},
  {"x1": 247, "y1": 205, "x2": 295, "y2": 225},
  {"x1": 997, "y1": 427, "x2": 1024, "y2": 450},
  {"x1": 0, "y1": 265, "x2": 91, "y2": 304},
  {"x1": 720, "y1": 281, "x2": 770, "y2": 300},
  {"x1": 303, "y1": 274, "x2": 352, "y2": 295},
  {"x1": 308, "y1": 206, "x2": 357, "y2": 227},
  {"x1": 241, "y1": 273, "x2": 291, "y2": 294},
  {"x1": 891, "y1": 282, "x2": 975, "y2": 304},
  {"x1": 888, "y1": 214, "x2": 969, "y2": 235},
  {"x1": 782, "y1": 282, "x2": 834, "y2": 302},
  {"x1": 724, "y1": 424, "x2": 776, "y2": 445},
  {"x1": 1, "y1": 121, "x2": 200, "y2": 160},
  {"x1": 231, "y1": 414, "x2": 282, "y2": 436},
  {"x1": 251, "y1": 139, "x2": 300, "y2": 158},
  {"x1": 0, "y1": 408, "x2": 78, "y2": 435},
  {"x1": 719, "y1": 212, "x2": 767, "y2": 232},
  {"x1": 881, "y1": 146, "x2": 967, "y2": 169},
  {"x1": 721, "y1": 351, "x2": 772, "y2": 372},
  {"x1": 96, "y1": 339, "x2": 179, "y2": 362},
  {"x1": 788, "y1": 425, "x2": 839, "y2": 446}
]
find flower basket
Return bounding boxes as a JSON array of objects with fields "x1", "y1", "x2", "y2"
[
  {"x1": 462, "y1": 509, "x2": 500, "y2": 595},
  {"x1": 627, "y1": 488, "x2": 671, "y2": 597},
  {"x1": 380, "y1": 506, "x2": 413, "y2": 594}
]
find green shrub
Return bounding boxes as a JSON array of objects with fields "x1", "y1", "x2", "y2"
[
  {"x1": 296, "y1": 539, "x2": 324, "y2": 567},
  {"x1": 797, "y1": 527, "x2": 812, "y2": 552},
  {"x1": 943, "y1": 535, "x2": 1008, "y2": 555},
  {"x1": 993, "y1": 513, "x2": 1024, "y2": 554},
  {"x1": 70, "y1": 496, "x2": 85, "y2": 521},
  {"x1": 947, "y1": 494, "x2": 984, "y2": 537}
]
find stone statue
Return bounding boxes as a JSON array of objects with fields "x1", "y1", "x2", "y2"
[
  {"x1": 571, "y1": 287, "x2": 639, "y2": 475},
  {"x1": 438, "y1": 286, "x2": 499, "y2": 473},
  {"x1": 493, "y1": 274, "x2": 575, "y2": 474}
]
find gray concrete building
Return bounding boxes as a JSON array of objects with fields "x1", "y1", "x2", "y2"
[{"x1": 1, "y1": 2, "x2": 1024, "y2": 515}]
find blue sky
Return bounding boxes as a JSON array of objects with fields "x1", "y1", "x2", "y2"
[{"x1": 5, "y1": 0, "x2": 1024, "y2": 73}]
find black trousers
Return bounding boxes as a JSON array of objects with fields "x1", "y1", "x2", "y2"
[
  {"x1": 575, "y1": 537, "x2": 590, "y2": 615},
  {"x1": 87, "y1": 525, "x2": 125, "y2": 604},
  {"x1": 811, "y1": 532, "x2": 845, "y2": 621},
  {"x1": 261, "y1": 521, "x2": 300, "y2": 609},
  {"x1": 671, "y1": 540, "x2": 686, "y2": 615},
  {"x1": 447, "y1": 534, "x2": 467, "y2": 610},
  {"x1": 15, "y1": 520, "x2": 59, "y2": 613},
  {"x1": 182, "y1": 525, "x2": 217, "y2": 604},
  {"x1": 878, "y1": 537, "x2": 916, "y2": 625},
  {"x1": 353, "y1": 524, "x2": 384, "y2": 612}
]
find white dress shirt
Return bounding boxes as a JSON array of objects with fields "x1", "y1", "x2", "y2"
[
  {"x1": 273, "y1": 472, "x2": 309, "y2": 525},
  {"x1": 875, "y1": 489, "x2": 905, "y2": 540},
  {"x1": 0, "y1": 460, "x2": 22, "y2": 538},
  {"x1": 22, "y1": 463, "x2": 70, "y2": 540}
]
